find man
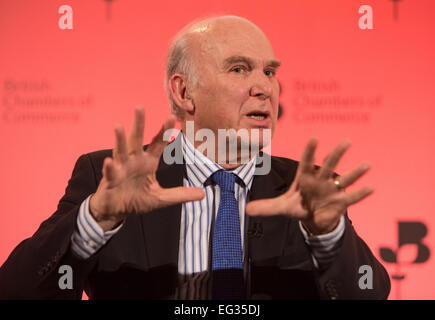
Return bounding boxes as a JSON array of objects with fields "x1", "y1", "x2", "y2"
[{"x1": 0, "y1": 15, "x2": 390, "y2": 299}]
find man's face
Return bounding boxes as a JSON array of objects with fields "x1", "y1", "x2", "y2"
[{"x1": 187, "y1": 19, "x2": 280, "y2": 151}]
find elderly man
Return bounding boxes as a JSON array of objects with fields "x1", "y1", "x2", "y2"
[{"x1": 0, "y1": 15, "x2": 390, "y2": 299}]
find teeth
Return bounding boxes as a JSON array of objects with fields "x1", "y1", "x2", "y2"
[{"x1": 249, "y1": 115, "x2": 266, "y2": 120}]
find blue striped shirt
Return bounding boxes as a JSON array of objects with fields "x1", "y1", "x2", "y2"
[
  {"x1": 178, "y1": 132, "x2": 257, "y2": 274},
  {"x1": 71, "y1": 132, "x2": 345, "y2": 274}
]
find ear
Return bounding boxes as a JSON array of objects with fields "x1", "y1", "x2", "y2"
[{"x1": 168, "y1": 74, "x2": 195, "y2": 114}]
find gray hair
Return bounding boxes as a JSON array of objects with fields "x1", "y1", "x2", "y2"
[{"x1": 165, "y1": 31, "x2": 200, "y2": 118}]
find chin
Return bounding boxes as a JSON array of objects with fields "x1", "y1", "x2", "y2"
[{"x1": 241, "y1": 127, "x2": 273, "y2": 152}]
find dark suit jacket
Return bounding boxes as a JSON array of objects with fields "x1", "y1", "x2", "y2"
[{"x1": 0, "y1": 137, "x2": 390, "y2": 299}]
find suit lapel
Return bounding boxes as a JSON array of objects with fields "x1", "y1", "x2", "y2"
[
  {"x1": 247, "y1": 156, "x2": 294, "y2": 263},
  {"x1": 141, "y1": 135, "x2": 185, "y2": 269}
]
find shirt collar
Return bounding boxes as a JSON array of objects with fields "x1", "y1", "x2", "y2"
[{"x1": 180, "y1": 132, "x2": 256, "y2": 189}]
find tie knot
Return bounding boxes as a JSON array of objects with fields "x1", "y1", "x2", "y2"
[{"x1": 211, "y1": 170, "x2": 236, "y2": 193}]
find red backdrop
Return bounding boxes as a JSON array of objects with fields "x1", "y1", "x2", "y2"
[{"x1": 0, "y1": 0, "x2": 434, "y2": 299}]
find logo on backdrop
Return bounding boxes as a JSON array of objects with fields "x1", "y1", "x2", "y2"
[
  {"x1": 290, "y1": 79, "x2": 382, "y2": 124},
  {"x1": 390, "y1": 0, "x2": 403, "y2": 21},
  {"x1": 1, "y1": 79, "x2": 93, "y2": 123},
  {"x1": 277, "y1": 81, "x2": 283, "y2": 120},
  {"x1": 103, "y1": 0, "x2": 116, "y2": 20},
  {"x1": 379, "y1": 221, "x2": 430, "y2": 299}
]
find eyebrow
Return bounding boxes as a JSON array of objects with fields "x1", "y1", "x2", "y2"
[{"x1": 223, "y1": 55, "x2": 281, "y2": 69}]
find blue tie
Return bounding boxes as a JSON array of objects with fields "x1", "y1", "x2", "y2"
[{"x1": 211, "y1": 170, "x2": 244, "y2": 299}]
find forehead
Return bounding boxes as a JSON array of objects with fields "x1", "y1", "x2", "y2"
[{"x1": 192, "y1": 19, "x2": 276, "y2": 66}]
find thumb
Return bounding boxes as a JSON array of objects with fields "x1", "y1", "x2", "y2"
[
  {"x1": 245, "y1": 196, "x2": 288, "y2": 217},
  {"x1": 159, "y1": 186, "x2": 205, "y2": 206},
  {"x1": 246, "y1": 192, "x2": 308, "y2": 219}
]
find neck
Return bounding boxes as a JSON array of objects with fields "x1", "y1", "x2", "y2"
[{"x1": 181, "y1": 126, "x2": 256, "y2": 169}]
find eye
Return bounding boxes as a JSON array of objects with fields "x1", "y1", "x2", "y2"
[
  {"x1": 231, "y1": 66, "x2": 247, "y2": 74},
  {"x1": 264, "y1": 69, "x2": 276, "y2": 77}
]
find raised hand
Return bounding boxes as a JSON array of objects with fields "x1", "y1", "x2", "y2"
[
  {"x1": 245, "y1": 138, "x2": 373, "y2": 235},
  {"x1": 89, "y1": 107, "x2": 205, "y2": 231}
]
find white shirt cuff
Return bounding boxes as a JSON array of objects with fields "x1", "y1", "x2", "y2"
[
  {"x1": 299, "y1": 215, "x2": 345, "y2": 269},
  {"x1": 70, "y1": 195, "x2": 123, "y2": 259}
]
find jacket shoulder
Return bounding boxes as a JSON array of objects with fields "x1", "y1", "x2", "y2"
[
  {"x1": 270, "y1": 155, "x2": 299, "y2": 177},
  {"x1": 85, "y1": 148, "x2": 113, "y2": 162},
  {"x1": 74, "y1": 148, "x2": 113, "y2": 183},
  {"x1": 270, "y1": 155, "x2": 298, "y2": 169}
]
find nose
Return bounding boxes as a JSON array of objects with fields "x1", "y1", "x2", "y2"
[{"x1": 249, "y1": 71, "x2": 273, "y2": 100}]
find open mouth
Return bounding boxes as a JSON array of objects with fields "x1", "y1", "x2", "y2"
[{"x1": 246, "y1": 111, "x2": 269, "y2": 121}]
